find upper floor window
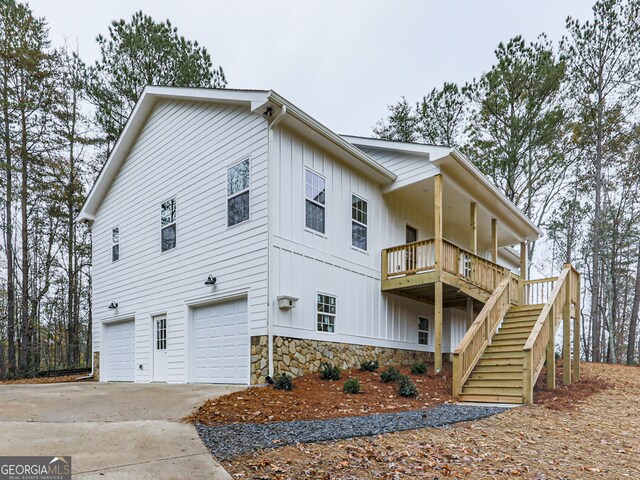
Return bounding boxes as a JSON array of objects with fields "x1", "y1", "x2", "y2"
[
  {"x1": 418, "y1": 317, "x2": 429, "y2": 345},
  {"x1": 317, "y1": 293, "x2": 336, "y2": 333},
  {"x1": 351, "y1": 194, "x2": 367, "y2": 250},
  {"x1": 227, "y1": 158, "x2": 250, "y2": 227},
  {"x1": 161, "y1": 198, "x2": 176, "y2": 252},
  {"x1": 305, "y1": 169, "x2": 325, "y2": 234},
  {"x1": 111, "y1": 227, "x2": 120, "y2": 262}
]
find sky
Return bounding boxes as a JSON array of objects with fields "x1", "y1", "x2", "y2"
[{"x1": 29, "y1": 0, "x2": 595, "y2": 137}]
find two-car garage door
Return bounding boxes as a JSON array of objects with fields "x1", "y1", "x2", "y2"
[{"x1": 192, "y1": 299, "x2": 249, "y2": 384}]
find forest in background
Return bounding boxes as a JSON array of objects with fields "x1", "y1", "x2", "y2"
[
  {"x1": 0, "y1": 0, "x2": 638, "y2": 377},
  {"x1": 375, "y1": 0, "x2": 640, "y2": 364}
]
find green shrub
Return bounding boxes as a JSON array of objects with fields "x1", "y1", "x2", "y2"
[
  {"x1": 380, "y1": 366, "x2": 401, "y2": 383},
  {"x1": 343, "y1": 377, "x2": 363, "y2": 394},
  {"x1": 360, "y1": 360, "x2": 379, "y2": 372},
  {"x1": 397, "y1": 375, "x2": 418, "y2": 397},
  {"x1": 410, "y1": 362, "x2": 428, "y2": 375},
  {"x1": 319, "y1": 362, "x2": 341, "y2": 381},
  {"x1": 273, "y1": 372, "x2": 294, "y2": 391}
]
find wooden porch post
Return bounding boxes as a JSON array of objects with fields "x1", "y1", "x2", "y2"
[
  {"x1": 466, "y1": 297, "x2": 474, "y2": 329},
  {"x1": 563, "y1": 264, "x2": 572, "y2": 385},
  {"x1": 573, "y1": 273, "x2": 581, "y2": 380},
  {"x1": 434, "y1": 174, "x2": 443, "y2": 373},
  {"x1": 520, "y1": 241, "x2": 527, "y2": 280},
  {"x1": 546, "y1": 305, "x2": 556, "y2": 390},
  {"x1": 491, "y1": 218, "x2": 498, "y2": 263},
  {"x1": 470, "y1": 202, "x2": 477, "y2": 254},
  {"x1": 435, "y1": 281, "x2": 443, "y2": 373}
]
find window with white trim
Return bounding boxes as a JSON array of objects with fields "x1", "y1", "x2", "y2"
[
  {"x1": 418, "y1": 317, "x2": 429, "y2": 345},
  {"x1": 316, "y1": 293, "x2": 336, "y2": 332},
  {"x1": 227, "y1": 158, "x2": 250, "y2": 227},
  {"x1": 351, "y1": 194, "x2": 367, "y2": 250},
  {"x1": 156, "y1": 316, "x2": 167, "y2": 350},
  {"x1": 305, "y1": 169, "x2": 325, "y2": 234},
  {"x1": 111, "y1": 227, "x2": 120, "y2": 262},
  {"x1": 160, "y1": 198, "x2": 176, "y2": 252}
]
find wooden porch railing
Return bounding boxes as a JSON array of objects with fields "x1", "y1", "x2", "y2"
[
  {"x1": 523, "y1": 277, "x2": 558, "y2": 305},
  {"x1": 452, "y1": 275, "x2": 513, "y2": 398},
  {"x1": 384, "y1": 239, "x2": 436, "y2": 277},
  {"x1": 522, "y1": 264, "x2": 580, "y2": 403},
  {"x1": 382, "y1": 237, "x2": 510, "y2": 295}
]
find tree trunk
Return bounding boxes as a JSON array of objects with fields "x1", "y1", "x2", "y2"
[
  {"x1": 590, "y1": 90, "x2": 604, "y2": 363},
  {"x1": 18, "y1": 101, "x2": 30, "y2": 373},
  {"x1": 627, "y1": 248, "x2": 640, "y2": 365}
]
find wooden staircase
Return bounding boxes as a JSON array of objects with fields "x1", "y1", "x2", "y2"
[
  {"x1": 453, "y1": 264, "x2": 581, "y2": 405},
  {"x1": 458, "y1": 304, "x2": 543, "y2": 404}
]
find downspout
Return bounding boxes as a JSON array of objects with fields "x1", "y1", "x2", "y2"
[{"x1": 266, "y1": 105, "x2": 286, "y2": 380}]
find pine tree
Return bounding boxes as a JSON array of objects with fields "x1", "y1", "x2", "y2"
[{"x1": 85, "y1": 11, "x2": 227, "y2": 151}]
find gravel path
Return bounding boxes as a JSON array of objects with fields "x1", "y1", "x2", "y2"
[{"x1": 197, "y1": 403, "x2": 509, "y2": 460}]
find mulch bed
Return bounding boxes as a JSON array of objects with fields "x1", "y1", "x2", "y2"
[
  {"x1": 533, "y1": 361, "x2": 613, "y2": 410},
  {"x1": 0, "y1": 374, "x2": 93, "y2": 385},
  {"x1": 187, "y1": 364, "x2": 453, "y2": 426}
]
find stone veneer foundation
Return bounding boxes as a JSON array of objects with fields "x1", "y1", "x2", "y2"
[
  {"x1": 250, "y1": 335, "x2": 433, "y2": 385},
  {"x1": 93, "y1": 351, "x2": 100, "y2": 381}
]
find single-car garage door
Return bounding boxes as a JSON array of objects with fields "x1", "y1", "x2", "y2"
[
  {"x1": 105, "y1": 320, "x2": 135, "y2": 381},
  {"x1": 192, "y1": 299, "x2": 249, "y2": 384}
]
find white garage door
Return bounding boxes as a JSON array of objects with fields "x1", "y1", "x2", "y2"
[
  {"x1": 105, "y1": 320, "x2": 135, "y2": 381},
  {"x1": 192, "y1": 299, "x2": 249, "y2": 384}
]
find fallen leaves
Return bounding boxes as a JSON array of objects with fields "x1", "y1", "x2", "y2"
[{"x1": 223, "y1": 363, "x2": 639, "y2": 479}]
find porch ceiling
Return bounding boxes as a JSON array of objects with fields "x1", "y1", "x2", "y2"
[{"x1": 388, "y1": 176, "x2": 524, "y2": 249}]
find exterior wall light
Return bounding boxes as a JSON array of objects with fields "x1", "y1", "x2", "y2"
[
  {"x1": 204, "y1": 275, "x2": 217, "y2": 286},
  {"x1": 108, "y1": 302, "x2": 118, "y2": 309}
]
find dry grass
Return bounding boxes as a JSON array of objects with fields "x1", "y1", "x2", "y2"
[{"x1": 223, "y1": 363, "x2": 639, "y2": 479}]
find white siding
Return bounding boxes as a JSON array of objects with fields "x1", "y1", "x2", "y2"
[
  {"x1": 269, "y1": 125, "x2": 455, "y2": 352},
  {"x1": 92, "y1": 99, "x2": 269, "y2": 382},
  {"x1": 357, "y1": 146, "x2": 440, "y2": 187}
]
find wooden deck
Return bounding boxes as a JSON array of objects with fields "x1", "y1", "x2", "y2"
[{"x1": 381, "y1": 238, "x2": 521, "y2": 306}]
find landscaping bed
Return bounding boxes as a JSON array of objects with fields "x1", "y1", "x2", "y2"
[
  {"x1": 197, "y1": 404, "x2": 508, "y2": 461},
  {"x1": 187, "y1": 363, "x2": 452, "y2": 426},
  {"x1": 222, "y1": 363, "x2": 627, "y2": 480}
]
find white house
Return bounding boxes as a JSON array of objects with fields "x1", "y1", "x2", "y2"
[{"x1": 79, "y1": 86, "x2": 547, "y2": 393}]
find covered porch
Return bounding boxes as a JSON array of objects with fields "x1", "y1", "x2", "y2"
[{"x1": 381, "y1": 156, "x2": 541, "y2": 372}]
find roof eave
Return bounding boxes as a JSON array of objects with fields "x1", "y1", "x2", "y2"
[{"x1": 267, "y1": 92, "x2": 396, "y2": 184}]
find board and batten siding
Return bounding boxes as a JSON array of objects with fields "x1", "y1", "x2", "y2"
[
  {"x1": 268, "y1": 125, "x2": 460, "y2": 353},
  {"x1": 92, "y1": 99, "x2": 269, "y2": 382}
]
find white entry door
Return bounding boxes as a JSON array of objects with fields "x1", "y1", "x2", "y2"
[
  {"x1": 153, "y1": 315, "x2": 168, "y2": 382},
  {"x1": 191, "y1": 299, "x2": 249, "y2": 384},
  {"x1": 105, "y1": 320, "x2": 135, "y2": 381}
]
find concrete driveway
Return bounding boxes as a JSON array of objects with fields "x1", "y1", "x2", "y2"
[{"x1": 0, "y1": 382, "x2": 245, "y2": 479}]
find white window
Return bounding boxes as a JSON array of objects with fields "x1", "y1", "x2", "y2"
[
  {"x1": 418, "y1": 317, "x2": 429, "y2": 345},
  {"x1": 351, "y1": 194, "x2": 367, "y2": 250},
  {"x1": 156, "y1": 316, "x2": 167, "y2": 350},
  {"x1": 227, "y1": 158, "x2": 250, "y2": 227},
  {"x1": 305, "y1": 169, "x2": 325, "y2": 234},
  {"x1": 111, "y1": 227, "x2": 120, "y2": 262},
  {"x1": 316, "y1": 293, "x2": 336, "y2": 332},
  {"x1": 161, "y1": 198, "x2": 177, "y2": 252}
]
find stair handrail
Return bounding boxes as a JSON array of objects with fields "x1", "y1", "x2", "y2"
[
  {"x1": 452, "y1": 275, "x2": 512, "y2": 398},
  {"x1": 522, "y1": 264, "x2": 573, "y2": 403}
]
